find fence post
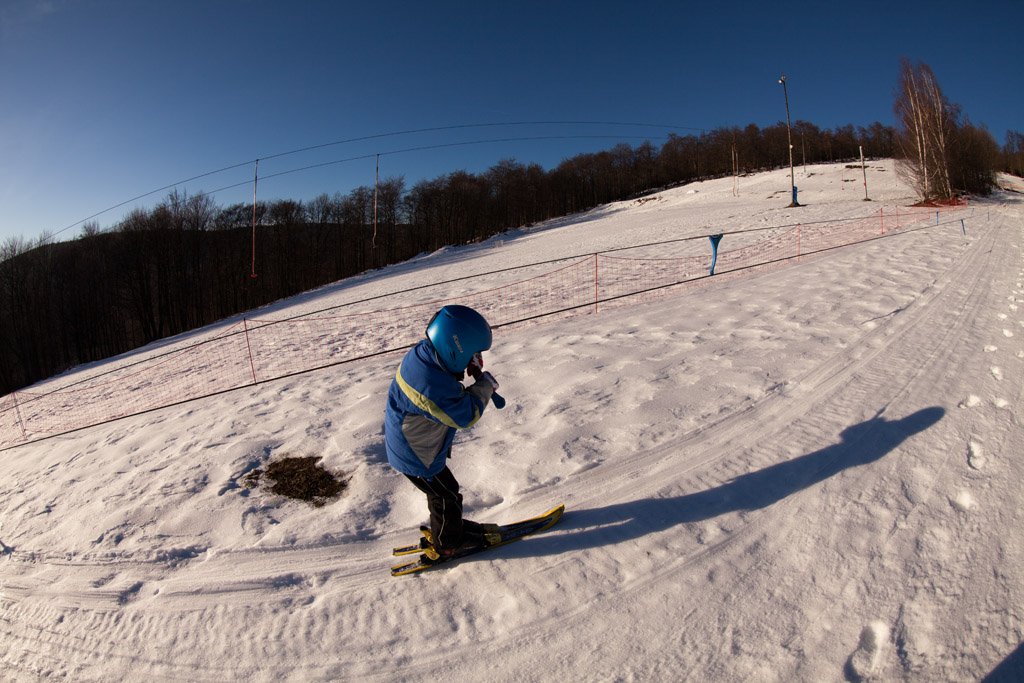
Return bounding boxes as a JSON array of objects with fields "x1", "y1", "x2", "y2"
[
  {"x1": 11, "y1": 391, "x2": 28, "y2": 440},
  {"x1": 593, "y1": 254, "x2": 599, "y2": 314},
  {"x1": 243, "y1": 318, "x2": 259, "y2": 385},
  {"x1": 961, "y1": 219, "x2": 967, "y2": 236},
  {"x1": 860, "y1": 145, "x2": 870, "y2": 201}
]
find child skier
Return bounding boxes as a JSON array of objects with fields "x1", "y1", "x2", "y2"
[{"x1": 383, "y1": 305, "x2": 500, "y2": 557}]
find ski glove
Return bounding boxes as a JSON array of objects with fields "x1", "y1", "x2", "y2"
[{"x1": 479, "y1": 371, "x2": 499, "y2": 391}]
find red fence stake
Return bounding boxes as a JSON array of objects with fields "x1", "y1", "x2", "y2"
[
  {"x1": 11, "y1": 391, "x2": 28, "y2": 439},
  {"x1": 243, "y1": 318, "x2": 259, "y2": 385}
]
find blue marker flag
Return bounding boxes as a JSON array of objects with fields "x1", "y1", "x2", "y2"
[{"x1": 709, "y1": 234, "x2": 724, "y2": 275}]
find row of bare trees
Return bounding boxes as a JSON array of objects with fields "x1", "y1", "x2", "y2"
[{"x1": 0, "y1": 108, "x2": 1003, "y2": 396}]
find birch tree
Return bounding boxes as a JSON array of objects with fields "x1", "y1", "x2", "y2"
[{"x1": 895, "y1": 59, "x2": 954, "y2": 201}]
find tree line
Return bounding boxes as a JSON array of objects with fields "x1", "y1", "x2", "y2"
[{"x1": 0, "y1": 109, "x2": 1015, "y2": 396}]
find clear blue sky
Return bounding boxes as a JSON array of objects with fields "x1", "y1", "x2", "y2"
[{"x1": 1, "y1": 0, "x2": 1020, "y2": 243}]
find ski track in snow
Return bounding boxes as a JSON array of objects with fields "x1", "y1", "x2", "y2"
[{"x1": 1, "y1": 164, "x2": 1023, "y2": 681}]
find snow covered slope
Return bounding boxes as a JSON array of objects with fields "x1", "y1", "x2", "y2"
[{"x1": 2, "y1": 163, "x2": 1022, "y2": 681}]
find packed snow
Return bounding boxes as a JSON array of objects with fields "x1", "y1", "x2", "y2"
[{"x1": 1, "y1": 162, "x2": 1022, "y2": 681}]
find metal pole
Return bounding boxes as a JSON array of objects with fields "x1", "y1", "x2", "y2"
[
  {"x1": 732, "y1": 143, "x2": 738, "y2": 197},
  {"x1": 250, "y1": 158, "x2": 259, "y2": 279},
  {"x1": 372, "y1": 154, "x2": 379, "y2": 249},
  {"x1": 697, "y1": 130, "x2": 703, "y2": 179},
  {"x1": 801, "y1": 132, "x2": 806, "y2": 175},
  {"x1": 860, "y1": 145, "x2": 870, "y2": 201},
  {"x1": 779, "y1": 74, "x2": 799, "y2": 207}
]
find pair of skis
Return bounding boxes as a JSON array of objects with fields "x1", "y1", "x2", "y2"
[{"x1": 390, "y1": 504, "x2": 564, "y2": 576}]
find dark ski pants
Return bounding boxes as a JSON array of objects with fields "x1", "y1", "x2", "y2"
[{"x1": 404, "y1": 466, "x2": 464, "y2": 550}]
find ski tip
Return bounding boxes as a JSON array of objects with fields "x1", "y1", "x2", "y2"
[
  {"x1": 391, "y1": 556, "x2": 431, "y2": 576},
  {"x1": 545, "y1": 504, "x2": 566, "y2": 518},
  {"x1": 540, "y1": 504, "x2": 565, "y2": 529}
]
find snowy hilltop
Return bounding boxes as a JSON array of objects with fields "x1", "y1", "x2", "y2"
[{"x1": 1, "y1": 161, "x2": 1022, "y2": 681}]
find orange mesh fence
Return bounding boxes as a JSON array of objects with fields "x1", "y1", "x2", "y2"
[{"x1": 0, "y1": 204, "x2": 969, "y2": 448}]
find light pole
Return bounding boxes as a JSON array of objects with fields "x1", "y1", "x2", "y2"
[{"x1": 778, "y1": 73, "x2": 800, "y2": 207}]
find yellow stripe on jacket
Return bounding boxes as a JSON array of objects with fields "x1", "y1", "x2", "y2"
[{"x1": 395, "y1": 367, "x2": 483, "y2": 429}]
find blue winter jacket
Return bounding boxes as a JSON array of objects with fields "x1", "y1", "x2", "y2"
[{"x1": 384, "y1": 339, "x2": 495, "y2": 478}]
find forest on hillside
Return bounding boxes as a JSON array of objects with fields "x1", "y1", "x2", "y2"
[{"x1": 0, "y1": 117, "x2": 1015, "y2": 396}]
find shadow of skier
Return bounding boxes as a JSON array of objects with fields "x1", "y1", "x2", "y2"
[
  {"x1": 506, "y1": 406, "x2": 945, "y2": 558},
  {"x1": 983, "y1": 640, "x2": 1024, "y2": 682}
]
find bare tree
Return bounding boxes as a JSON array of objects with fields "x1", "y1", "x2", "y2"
[
  {"x1": 1004, "y1": 131, "x2": 1024, "y2": 177},
  {"x1": 895, "y1": 59, "x2": 954, "y2": 201},
  {"x1": 79, "y1": 220, "x2": 101, "y2": 238},
  {"x1": 308, "y1": 193, "x2": 335, "y2": 224}
]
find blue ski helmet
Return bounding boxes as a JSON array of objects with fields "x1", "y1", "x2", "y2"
[{"x1": 425, "y1": 305, "x2": 492, "y2": 373}]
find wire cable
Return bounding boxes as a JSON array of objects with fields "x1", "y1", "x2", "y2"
[
  {"x1": 200, "y1": 133, "x2": 675, "y2": 199},
  {"x1": 47, "y1": 120, "x2": 703, "y2": 238}
]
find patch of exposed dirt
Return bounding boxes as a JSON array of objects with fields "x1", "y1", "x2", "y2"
[{"x1": 244, "y1": 456, "x2": 347, "y2": 507}]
